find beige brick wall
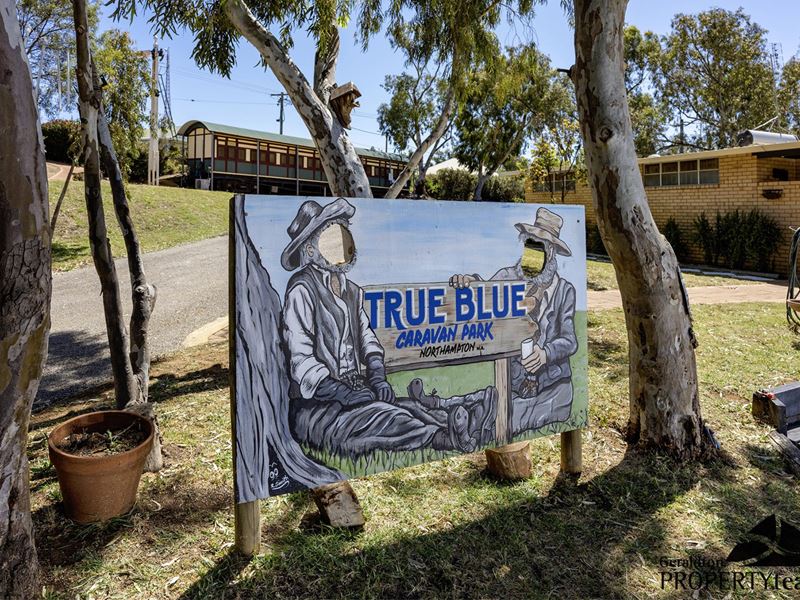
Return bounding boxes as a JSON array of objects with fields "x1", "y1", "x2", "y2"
[{"x1": 525, "y1": 154, "x2": 800, "y2": 275}]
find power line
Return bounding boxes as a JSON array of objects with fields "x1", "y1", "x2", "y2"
[
  {"x1": 351, "y1": 126, "x2": 385, "y2": 137},
  {"x1": 172, "y1": 67, "x2": 280, "y2": 95},
  {"x1": 175, "y1": 97, "x2": 278, "y2": 105}
]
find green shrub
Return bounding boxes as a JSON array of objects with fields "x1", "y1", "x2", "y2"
[
  {"x1": 692, "y1": 213, "x2": 715, "y2": 264},
  {"x1": 482, "y1": 175, "x2": 525, "y2": 202},
  {"x1": 426, "y1": 168, "x2": 476, "y2": 200},
  {"x1": 692, "y1": 209, "x2": 781, "y2": 272},
  {"x1": 663, "y1": 218, "x2": 687, "y2": 262},
  {"x1": 425, "y1": 168, "x2": 525, "y2": 202},
  {"x1": 41, "y1": 119, "x2": 81, "y2": 164}
]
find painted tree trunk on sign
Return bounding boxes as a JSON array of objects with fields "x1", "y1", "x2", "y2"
[
  {"x1": 573, "y1": 0, "x2": 712, "y2": 459},
  {"x1": 233, "y1": 199, "x2": 343, "y2": 502},
  {"x1": 0, "y1": 1, "x2": 51, "y2": 595}
]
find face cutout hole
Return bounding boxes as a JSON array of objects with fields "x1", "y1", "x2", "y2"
[
  {"x1": 522, "y1": 239, "x2": 546, "y2": 277},
  {"x1": 318, "y1": 224, "x2": 355, "y2": 265}
]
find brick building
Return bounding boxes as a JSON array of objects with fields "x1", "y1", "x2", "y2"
[{"x1": 526, "y1": 140, "x2": 800, "y2": 275}]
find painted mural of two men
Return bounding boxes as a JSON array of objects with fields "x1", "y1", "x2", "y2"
[{"x1": 279, "y1": 198, "x2": 578, "y2": 462}]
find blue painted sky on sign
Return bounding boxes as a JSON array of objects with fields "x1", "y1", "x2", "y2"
[{"x1": 243, "y1": 196, "x2": 587, "y2": 312}]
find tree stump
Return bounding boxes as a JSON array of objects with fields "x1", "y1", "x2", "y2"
[
  {"x1": 485, "y1": 441, "x2": 531, "y2": 481},
  {"x1": 312, "y1": 481, "x2": 365, "y2": 528}
]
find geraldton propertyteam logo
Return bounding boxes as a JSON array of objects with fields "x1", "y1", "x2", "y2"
[
  {"x1": 660, "y1": 515, "x2": 800, "y2": 592},
  {"x1": 727, "y1": 514, "x2": 800, "y2": 567}
]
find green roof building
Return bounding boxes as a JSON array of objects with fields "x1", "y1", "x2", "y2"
[{"x1": 178, "y1": 120, "x2": 407, "y2": 197}]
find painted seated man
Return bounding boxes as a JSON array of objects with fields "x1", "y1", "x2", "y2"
[
  {"x1": 450, "y1": 207, "x2": 578, "y2": 435},
  {"x1": 280, "y1": 198, "x2": 496, "y2": 458}
]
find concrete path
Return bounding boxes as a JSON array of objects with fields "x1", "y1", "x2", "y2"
[
  {"x1": 38, "y1": 236, "x2": 228, "y2": 408},
  {"x1": 47, "y1": 161, "x2": 83, "y2": 181},
  {"x1": 587, "y1": 282, "x2": 788, "y2": 311}
]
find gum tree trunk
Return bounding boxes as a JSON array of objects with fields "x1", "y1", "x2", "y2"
[
  {"x1": 385, "y1": 89, "x2": 456, "y2": 199},
  {"x1": 472, "y1": 122, "x2": 528, "y2": 201},
  {"x1": 573, "y1": 0, "x2": 712, "y2": 459},
  {"x1": 0, "y1": 1, "x2": 51, "y2": 594},
  {"x1": 73, "y1": 0, "x2": 162, "y2": 469},
  {"x1": 73, "y1": 0, "x2": 136, "y2": 405},
  {"x1": 225, "y1": 0, "x2": 372, "y2": 198}
]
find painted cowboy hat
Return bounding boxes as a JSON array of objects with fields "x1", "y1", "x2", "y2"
[
  {"x1": 281, "y1": 197, "x2": 356, "y2": 271},
  {"x1": 515, "y1": 207, "x2": 572, "y2": 257}
]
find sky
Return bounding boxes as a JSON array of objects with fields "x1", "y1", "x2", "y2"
[{"x1": 92, "y1": 1, "x2": 800, "y2": 153}]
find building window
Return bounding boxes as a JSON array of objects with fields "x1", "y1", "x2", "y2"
[
  {"x1": 533, "y1": 173, "x2": 576, "y2": 193},
  {"x1": 661, "y1": 161, "x2": 679, "y2": 186},
  {"x1": 643, "y1": 158, "x2": 719, "y2": 187},
  {"x1": 699, "y1": 158, "x2": 719, "y2": 184},
  {"x1": 679, "y1": 160, "x2": 698, "y2": 186},
  {"x1": 643, "y1": 164, "x2": 660, "y2": 187}
]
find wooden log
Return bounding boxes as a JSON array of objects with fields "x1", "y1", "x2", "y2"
[
  {"x1": 485, "y1": 441, "x2": 531, "y2": 481},
  {"x1": 560, "y1": 429, "x2": 582, "y2": 475},
  {"x1": 768, "y1": 430, "x2": 800, "y2": 477},
  {"x1": 312, "y1": 481, "x2": 365, "y2": 528}
]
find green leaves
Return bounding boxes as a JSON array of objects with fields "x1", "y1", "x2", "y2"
[
  {"x1": 454, "y1": 44, "x2": 556, "y2": 180},
  {"x1": 654, "y1": 8, "x2": 778, "y2": 150},
  {"x1": 93, "y1": 29, "x2": 150, "y2": 179}
]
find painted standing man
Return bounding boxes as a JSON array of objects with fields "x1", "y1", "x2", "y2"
[
  {"x1": 280, "y1": 198, "x2": 496, "y2": 458},
  {"x1": 450, "y1": 207, "x2": 578, "y2": 435}
]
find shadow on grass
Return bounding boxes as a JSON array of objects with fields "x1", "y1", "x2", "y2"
[
  {"x1": 33, "y1": 470, "x2": 232, "y2": 570},
  {"x1": 51, "y1": 240, "x2": 88, "y2": 265},
  {"x1": 33, "y1": 359, "x2": 228, "y2": 424},
  {"x1": 176, "y1": 450, "x2": 741, "y2": 599},
  {"x1": 587, "y1": 278, "x2": 611, "y2": 292}
]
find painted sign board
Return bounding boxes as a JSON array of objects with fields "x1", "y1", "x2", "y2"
[{"x1": 231, "y1": 195, "x2": 587, "y2": 502}]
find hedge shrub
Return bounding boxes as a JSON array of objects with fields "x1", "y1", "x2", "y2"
[
  {"x1": 692, "y1": 209, "x2": 781, "y2": 272},
  {"x1": 41, "y1": 119, "x2": 81, "y2": 164}
]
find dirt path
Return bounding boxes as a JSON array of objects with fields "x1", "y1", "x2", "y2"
[{"x1": 587, "y1": 282, "x2": 788, "y2": 310}]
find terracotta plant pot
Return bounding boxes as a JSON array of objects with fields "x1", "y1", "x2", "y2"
[{"x1": 48, "y1": 410, "x2": 154, "y2": 524}]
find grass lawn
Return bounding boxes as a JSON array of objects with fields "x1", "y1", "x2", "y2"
[
  {"x1": 50, "y1": 180, "x2": 230, "y2": 271},
  {"x1": 522, "y1": 246, "x2": 760, "y2": 292},
  {"x1": 585, "y1": 258, "x2": 763, "y2": 291},
  {"x1": 30, "y1": 302, "x2": 800, "y2": 599}
]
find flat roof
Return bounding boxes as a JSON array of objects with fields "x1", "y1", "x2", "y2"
[
  {"x1": 639, "y1": 139, "x2": 800, "y2": 164},
  {"x1": 178, "y1": 120, "x2": 405, "y2": 162}
]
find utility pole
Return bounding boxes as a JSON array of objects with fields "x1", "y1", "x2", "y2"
[
  {"x1": 271, "y1": 92, "x2": 287, "y2": 134},
  {"x1": 148, "y1": 37, "x2": 161, "y2": 186}
]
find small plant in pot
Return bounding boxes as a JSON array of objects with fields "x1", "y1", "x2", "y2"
[{"x1": 48, "y1": 410, "x2": 154, "y2": 524}]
